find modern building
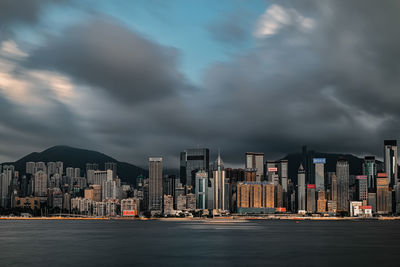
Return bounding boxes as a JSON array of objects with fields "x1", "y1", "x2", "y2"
[
  {"x1": 363, "y1": 156, "x2": 376, "y2": 189},
  {"x1": 195, "y1": 170, "x2": 208, "y2": 209},
  {"x1": 84, "y1": 184, "x2": 101, "y2": 202},
  {"x1": 105, "y1": 162, "x2": 117, "y2": 179},
  {"x1": 213, "y1": 153, "x2": 225, "y2": 210},
  {"x1": 313, "y1": 158, "x2": 326, "y2": 191},
  {"x1": 356, "y1": 175, "x2": 368, "y2": 203},
  {"x1": 376, "y1": 173, "x2": 390, "y2": 214},
  {"x1": 245, "y1": 152, "x2": 264, "y2": 181},
  {"x1": 279, "y1": 160, "x2": 288, "y2": 192},
  {"x1": 297, "y1": 164, "x2": 306, "y2": 211},
  {"x1": 244, "y1": 169, "x2": 257, "y2": 182},
  {"x1": 121, "y1": 198, "x2": 140, "y2": 216},
  {"x1": 297, "y1": 164, "x2": 306, "y2": 212},
  {"x1": 163, "y1": 194, "x2": 174, "y2": 213},
  {"x1": 306, "y1": 184, "x2": 316, "y2": 213},
  {"x1": 336, "y1": 159, "x2": 349, "y2": 213},
  {"x1": 317, "y1": 191, "x2": 327, "y2": 213},
  {"x1": 384, "y1": 140, "x2": 398, "y2": 186},
  {"x1": 236, "y1": 182, "x2": 274, "y2": 214},
  {"x1": 34, "y1": 170, "x2": 48, "y2": 197},
  {"x1": 149, "y1": 157, "x2": 163, "y2": 212},
  {"x1": 180, "y1": 148, "x2": 209, "y2": 188}
]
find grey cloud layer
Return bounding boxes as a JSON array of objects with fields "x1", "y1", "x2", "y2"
[
  {"x1": 27, "y1": 16, "x2": 191, "y2": 104},
  {"x1": 2, "y1": 0, "x2": 400, "y2": 167}
]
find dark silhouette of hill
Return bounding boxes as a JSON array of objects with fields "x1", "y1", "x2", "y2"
[{"x1": 2, "y1": 146, "x2": 147, "y2": 185}]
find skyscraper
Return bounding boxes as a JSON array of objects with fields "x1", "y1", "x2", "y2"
[
  {"x1": 180, "y1": 148, "x2": 209, "y2": 188},
  {"x1": 279, "y1": 160, "x2": 288, "y2": 192},
  {"x1": 376, "y1": 173, "x2": 390, "y2": 214},
  {"x1": 384, "y1": 140, "x2": 398, "y2": 186},
  {"x1": 149, "y1": 157, "x2": 163, "y2": 212},
  {"x1": 306, "y1": 184, "x2": 316, "y2": 213},
  {"x1": 195, "y1": 170, "x2": 208, "y2": 209},
  {"x1": 213, "y1": 153, "x2": 225, "y2": 210},
  {"x1": 336, "y1": 159, "x2": 349, "y2": 213},
  {"x1": 313, "y1": 158, "x2": 325, "y2": 191},
  {"x1": 245, "y1": 152, "x2": 264, "y2": 181},
  {"x1": 297, "y1": 164, "x2": 306, "y2": 211},
  {"x1": 356, "y1": 175, "x2": 368, "y2": 203},
  {"x1": 363, "y1": 156, "x2": 376, "y2": 189}
]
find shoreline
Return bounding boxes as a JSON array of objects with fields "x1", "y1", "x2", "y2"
[{"x1": 1, "y1": 216, "x2": 400, "y2": 221}]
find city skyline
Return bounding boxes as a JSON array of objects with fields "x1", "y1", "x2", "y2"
[{"x1": 1, "y1": 1, "x2": 400, "y2": 168}]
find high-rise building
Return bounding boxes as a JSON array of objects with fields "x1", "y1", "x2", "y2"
[
  {"x1": 306, "y1": 184, "x2": 316, "y2": 213},
  {"x1": 74, "y1": 168, "x2": 81, "y2": 178},
  {"x1": 245, "y1": 152, "x2": 264, "y2": 181},
  {"x1": 363, "y1": 156, "x2": 376, "y2": 189},
  {"x1": 180, "y1": 148, "x2": 209, "y2": 188},
  {"x1": 105, "y1": 162, "x2": 117, "y2": 179},
  {"x1": 279, "y1": 160, "x2": 288, "y2": 192},
  {"x1": 26, "y1": 162, "x2": 35, "y2": 175},
  {"x1": 102, "y1": 176, "x2": 118, "y2": 201},
  {"x1": 66, "y1": 167, "x2": 74, "y2": 178},
  {"x1": 195, "y1": 170, "x2": 208, "y2": 209},
  {"x1": 317, "y1": 191, "x2": 327, "y2": 213},
  {"x1": 384, "y1": 140, "x2": 398, "y2": 186},
  {"x1": 297, "y1": 164, "x2": 306, "y2": 211},
  {"x1": 356, "y1": 175, "x2": 368, "y2": 203},
  {"x1": 236, "y1": 182, "x2": 275, "y2": 214},
  {"x1": 34, "y1": 170, "x2": 48, "y2": 197},
  {"x1": 313, "y1": 158, "x2": 326, "y2": 191},
  {"x1": 213, "y1": 153, "x2": 225, "y2": 210},
  {"x1": 266, "y1": 161, "x2": 279, "y2": 183},
  {"x1": 47, "y1": 162, "x2": 56, "y2": 176},
  {"x1": 55, "y1": 161, "x2": 63, "y2": 176},
  {"x1": 244, "y1": 169, "x2": 257, "y2": 182},
  {"x1": 149, "y1": 157, "x2": 163, "y2": 212},
  {"x1": 0, "y1": 172, "x2": 11, "y2": 208},
  {"x1": 336, "y1": 159, "x2": 349, "y2": 213},
  {"x1": 163, "y1": 195, "x2": 174, "y2": 213},
  {"x1": 376, "y1": 173, "x2": 390, "y2": 214},
  {"x1": 35, "y1": 162, "x2": 46, "y2": 173},
  {"x1": 92, "y1": 170, "x2": 112, "y2": 185}
]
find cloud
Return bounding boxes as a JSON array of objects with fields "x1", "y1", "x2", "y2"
[
  {"x1": 26, "y1": 16, "x2": 192, "y2": 105},
  {"x1": 254, "y1": 4, "x2": 314, "y2": 38},
  {"x1": 0, "y1": 40, "x2": 28, "y2": 58},
  {"x1": 0, "y1": 0, "x2": 68, "y2": 25},
  {"x1": 207, "y1": 10, "x2": 252, "y2": 45},
  {"x1": 2, "y1": 0, "x2": 400, "y2": 170}
]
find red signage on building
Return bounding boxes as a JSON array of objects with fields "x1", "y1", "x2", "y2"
[
  {"x1": 377, "y1": 173, "x2": 387, "y2": 178},
  {"x1": 268, "y1": 167, "x2": 278, "y2": 172},
  {"x1": 307, "y1": 184, "x2": 316, "y2": 189},
  {"x1": 122, "y1": 210, "x2": 138, "y2": 216},
  {"x1": 360, "y1": 206, "x2": 372, "y2": 210},
  {"x1": 356, "y1": 175, "x2": 367, "y2": 179},
  {"x1": 275, "y1": 207, "x2": 287, "y2": 212}
]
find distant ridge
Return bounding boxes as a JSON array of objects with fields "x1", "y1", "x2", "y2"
[{"x1": 2, "y1": 145, "x2": 147, "y2": 185}]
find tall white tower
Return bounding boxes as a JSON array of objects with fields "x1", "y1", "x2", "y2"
[{"x1": 213, "y1": 152, "x2": 225, "y2": 210}]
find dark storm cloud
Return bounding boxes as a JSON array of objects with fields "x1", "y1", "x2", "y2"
[
  {"x1": 3, "y1": 0, "x2": 400, "y2": 168},
  {"x1": 198, "y1": 0, "x2": 400, "y2": 163},
  {"x1": 0, "y1": 0, "x2": 68, "y2": 24},
  {"x1": 26, "y1": 16, "x2": 191, "y2": 104}
]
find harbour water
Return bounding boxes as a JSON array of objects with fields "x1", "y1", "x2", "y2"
[{"x1": 0, "y1": 220, "x2": 399, "y2": 266}]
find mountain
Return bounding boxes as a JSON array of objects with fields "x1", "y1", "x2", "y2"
[
  {"x1": 2, "y1": 146, "x2": 147, "y2": 185},
  {"x1": 282, "y1": 151, "x2": 382, "y2": 183}
]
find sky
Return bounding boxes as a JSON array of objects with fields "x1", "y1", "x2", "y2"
[{"x1": 0, "y1": 0, "x2": 399, "y2": 168}]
